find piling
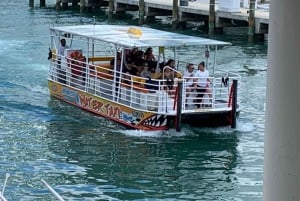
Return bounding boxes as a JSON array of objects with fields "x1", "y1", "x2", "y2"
[
  {"x1": 80, "y1": 0, "x2": 86, "y2": 13},
  {"x1": 248, "y1": 0, "x2": 256, "y2": 42},
  {"x1": 40, "y1": 0, "x2": 46, "y2": 7},
  {"x1": 108, "y1": 0, "x2": 114, "y2": 21},
  {"x1": 138, "y1": 0, "x2": 145, "y2": 25},
  {"x1": 208, "y1": 0, "x2": 215, "y2": 35},
  {"x1": 62, "y1": 0, "x2": 68, "y2": 10},
  {"x1": 172, "y1": 0, "x2": 179, "y2": 29},
  {"x1": 29, "y1": 0, "x2": 34, "y2": 7},
  {"x1": 56, "y1": 0, "x2": 61, "y2": 10}
]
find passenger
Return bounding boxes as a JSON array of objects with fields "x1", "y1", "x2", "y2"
[
  {"x1": 133, "y1": 50, "x2": 145, "y2": 67},
  {"x1": 58, "y1": 38, "x2": 69, "y2": 60},
  {"x1": 144, "y1": 47, "x2": 156, "y2": 62},
  {"x1": 127, "y1": 47, "x2": 139, "y2": 64},
  {"x1": 140, "y1": 62, "x2": 152, "y2": 78},
  {"x1": 163, "y1": 67, "x2": 175, "y2": 94},
  {"x1": 160, "y1": 59, "x2": 175, "y2": 77},
  {"x1": 165, "y1": 59, "x2": 175, "y2": 68},
  {"x1": 193, "y1": 61, "x2": 212, "y2": 108},
  {"x1": 144, "y1": 47, "x2": 157, "y2": 72},
  {"x1": 183, "y1": 63, "x2": 195, "y2": 105}
]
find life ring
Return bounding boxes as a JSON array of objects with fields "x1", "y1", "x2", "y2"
[{"x1": 67, "y1": 51, "x2": 85, "y2": 76}]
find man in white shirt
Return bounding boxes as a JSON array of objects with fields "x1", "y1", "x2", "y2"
[
  {"x1": 58, "y1": 38, "x2": 69, "y2": 59},
  {"x1": 193, "y1": 61, "x2": 212, "y2": 108},
  {"x1": 57, "y1": 38, "x2": 69, "y2": 84}
]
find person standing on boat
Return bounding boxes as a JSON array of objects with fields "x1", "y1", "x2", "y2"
[
  {"x1": 183, "y1": 63, "x2": 195, "y2": 105},
  {"x1": 194, "y1": 61, "x2": 212, "y2": 108},
  {"x1": 57, "y1": 38, "x2": 69, "y2": 84},
  {"x1": 58, "y1": 39, "x2": 69, "y2": 60}
]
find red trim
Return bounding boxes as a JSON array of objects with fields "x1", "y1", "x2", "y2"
[{"x1": 228, "y1": 83, "x2": 234, "y2": 107}]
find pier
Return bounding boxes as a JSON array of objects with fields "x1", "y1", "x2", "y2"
[{"x1": 29, "y1": 0, "x2": 269, "y2": 40}]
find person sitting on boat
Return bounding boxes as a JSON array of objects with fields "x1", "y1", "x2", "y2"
[
  {"x1": 132, "y1": 50, "x2": 145, "y2": 67},
  {"x1": 193, "y1": 61, "x2": 212, "y2": 108},
  {"x1": 183, "y1": 63, "x2": 195, "y2": 105},
  {"x1": 163, "y1": 66, "x2": 175, "y2": 95},
  {"x1": 144, "y1": 47, "x2": 156, "y2": 62},
  {"x1": 140, "y1": 62, "x2": 152, "y2": 78},
  {"x1": 127, "y1": 47, "x2": 139, "y2": 64},
  {"x1": 144, "y1": 47, "x2": 157, "y2": 72}
]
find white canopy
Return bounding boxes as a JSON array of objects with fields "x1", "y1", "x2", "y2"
[{"x1": 51, "y1": 25, "x2": 230, "y2": 48}]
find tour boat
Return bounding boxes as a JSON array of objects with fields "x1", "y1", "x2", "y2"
[{"x1": 47, "y1": 24, "x2": 241, "y2": 131}]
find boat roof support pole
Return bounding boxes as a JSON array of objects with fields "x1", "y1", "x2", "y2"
[
  {"x1": 213, "y1": 45, "x2": 217, "y2": 76},
  {"x1": 174, "y1": 47, "x2": 177, "y2": 69},
  {"x1": 175, "y1": 80, "x2": 183, "y2": 132},
  {"x1": 113, "y1": 45, "x2": 118, "y2": 101},
  {"x1": 205, "y1": 45, "x2": 210, "y2": 70}
]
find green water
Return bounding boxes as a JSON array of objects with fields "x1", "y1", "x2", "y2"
[{"x1": 0, "y1": 1, "x2": 266, "y2": 200}]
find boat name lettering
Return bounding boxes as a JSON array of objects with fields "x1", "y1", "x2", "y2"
[{"x1": 79, "y1": 94, "x2": 121, "y2": 118}]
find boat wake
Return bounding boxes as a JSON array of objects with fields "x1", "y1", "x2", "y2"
[{"x1": 115, "y1": 128, "x2": 191, "y2": 138}]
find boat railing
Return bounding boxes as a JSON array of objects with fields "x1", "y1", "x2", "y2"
[{"x1": 48, "y1": 52, "x2": 240, "y2": 114}]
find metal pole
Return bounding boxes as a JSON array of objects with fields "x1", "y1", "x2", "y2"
[
  {"x1": 175, "y1": 81, "x2": 183, "y2": 131},
  {"x1": 41, "y1": 179, "x2": 65, "y2": 201},
  {"x1": 138, "y1": 0, "x2": 145, "y2": 25},
  {"x1": 248, "y1": 0, "x2": 256, "y2": 42},
  {"x1": 40, "y1": 0, "x2": 46, "y2": 7},
  {"x1": 208, "y1": 0, "x2": 215, "y2": 35},
  {"x1": 231, "y1": 80, "x2": 237, "y2": 128}
]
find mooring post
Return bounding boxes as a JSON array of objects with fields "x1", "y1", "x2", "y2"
[
  {"x1": 231, "y1": 79, "x2": 238, "y2": 129},
  {"x1": 56, "y1": 0, "x2": 61, "y2": 10},
  {"x1": 248, "y1": 0, "x2": 256, "y2": 42},
  {"x1": 172, "y1": 0, "x2": 179, "y2": 29},
  {"x1": 29, "y1": 0, "x2": 34, "y2": 7},
  {"x1": 40, "y1": 0, "x2": 45, "y2": 7},
  {"x1": 108, "y1": 0, "x2": 114, "y2": 21},
  {"x1": 208, "y1": 0, "x2": 215, "y2": 35},
  {"x1": 80, "y1": 0, "x2": 86, "y2": 13},
  {"x1": 138, "y1": 0, "x2": 145, "y2": 25},
  {"x1": 175, "y1": 81, "x2": 183, "y2": 132},
  {"x1": 62, "y1": 0, "x2": 68, "y2": 10}
]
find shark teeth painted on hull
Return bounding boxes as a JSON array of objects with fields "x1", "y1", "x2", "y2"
[{"x1": 143, "y1": 114, "x2": 167, "y2": 127}]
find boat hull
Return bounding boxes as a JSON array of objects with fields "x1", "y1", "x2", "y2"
[
  {"x1": 181, "y1": 110, "x2": 240, "y2": 128},
  {"x1": 48, "y1": 80, "x2": 168, "y2": 131}
]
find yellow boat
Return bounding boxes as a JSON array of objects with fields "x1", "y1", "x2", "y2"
[{"x1": 47, "y1": 25, "x2": 241, "y2": 131}]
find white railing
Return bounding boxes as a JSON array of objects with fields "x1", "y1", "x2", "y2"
[{"x1": 48, "y1": 52, "x2": 241, "y2": 114}]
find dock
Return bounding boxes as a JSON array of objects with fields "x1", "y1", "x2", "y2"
[{"x1": 29, "y1": 0, "x2": 270, "y2": 40}]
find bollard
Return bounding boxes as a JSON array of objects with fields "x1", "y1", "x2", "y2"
[{"x1": 29, "y1": 0, "x2": 34, "y2": 7}]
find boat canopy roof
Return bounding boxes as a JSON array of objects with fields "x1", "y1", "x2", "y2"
[{"x1": 50, "y1": 25, "x2": 230, "y2": 48}]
